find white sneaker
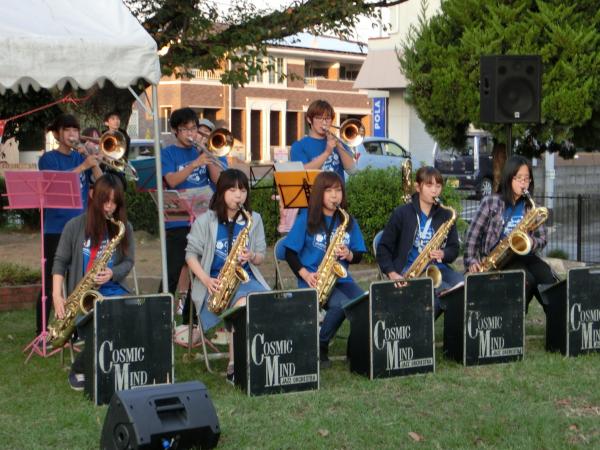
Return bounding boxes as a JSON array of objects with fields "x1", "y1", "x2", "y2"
[{"x1": 176, "y1": 298, "x2": 184, "y2": 316}]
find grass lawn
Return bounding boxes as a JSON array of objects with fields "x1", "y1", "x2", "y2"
[{"x1": 1, "y1": 303, "x2": 600, "y2": 449}]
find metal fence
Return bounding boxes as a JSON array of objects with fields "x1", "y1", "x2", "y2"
[{"x1": 459, "y1": 194, "x2": 600, "y2": 264}]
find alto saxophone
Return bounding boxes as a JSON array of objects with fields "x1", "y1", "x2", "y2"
[
  {"x1": 403, "y1": 198, "x2": 456, "y2": 288},
  {"x1": 48, "y1": 217, "x2": 126, "y2": 348},
  {"x1": 315, "y1": 206, "x2": 350, "y2": 307},
  {"x1": 207, "y1": 205, "x2": 252, "y2": 315},
  {"x1": 478, "y1": 190, "x2": 548, "y2": 272}
]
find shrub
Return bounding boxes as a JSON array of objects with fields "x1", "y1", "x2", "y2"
[
  {"x1": 125, "y1": 181, "x2": 159, "y2": 234},
  {"x1": 345, "y1": 167, "x2": 464, "y2": 261},
  {"x1": 547, "y1": 249, "x2": 569, "y2": 260},
  {"x1": 0, "y1": 262, "x2": 41, "y2": 286},
  {"x1": 250, "y1": 179, "x2": 279, "y2": 246}
]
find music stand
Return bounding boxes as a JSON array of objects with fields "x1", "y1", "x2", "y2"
[
  {"x1": 273, "y1": 166, "x2": 321, "y2": 208},
  {"x1": 2, "y1": 170, "x2": 82, "y2": 361},
  {"x1": 130, "y1": 157, "x2": 157, "y2": 191},
  {"x1": 249, "y1": 162, "x2": 275, "y2": 190}
]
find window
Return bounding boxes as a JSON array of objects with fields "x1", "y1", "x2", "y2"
[
  {"x1": 161, "y1": 106, "x2": 172, "y2": 133},
  {"x1": 365, "y1": 142, "x2": 382, "y2": 155},
  {"x1": 340, "y1": 64, "x2": 361, "y2": 81},
  {"x1": 384, "y1": 142, "x2": 409, "y2": 158},
  {"x1": 268, "y1": 57, "x2": 284, "y2": 84},
  {"x1": 251, "y1": 57, "x2": 285, "y2": 85}
]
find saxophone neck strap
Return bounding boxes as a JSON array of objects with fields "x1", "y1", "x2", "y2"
[
  {"x1": 86, "y1": 244, "x2": 100, "y2": 272},
  {"x1": 416, "y1": 212, "x2": 433, "y2": 253},
  {"x1": 325, "y1": 212, "x2": 338, "y2": 248}
]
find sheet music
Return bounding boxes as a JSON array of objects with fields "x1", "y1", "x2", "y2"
[{"x1": 274, "y1": 161, "x2": 305, "y2": 172}]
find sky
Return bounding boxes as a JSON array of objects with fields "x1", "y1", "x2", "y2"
[{"x1": 212, "y1": 0, "x2": 390, "y2": 43}]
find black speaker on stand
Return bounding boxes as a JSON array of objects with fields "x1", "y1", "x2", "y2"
[
  {"x1": 480, "y1": 55, "x2": 542, "y2": 156},
  {"x1": 480, "y1": 55, "x2": 542, "y2": 123},
  {"x1": 100, "y1": 381, "x2": 220, "y2": 450}
]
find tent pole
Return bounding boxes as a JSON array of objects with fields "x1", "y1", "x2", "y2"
[{"x1": 151, "y1": 84, "x2": 169, "y2": 293}]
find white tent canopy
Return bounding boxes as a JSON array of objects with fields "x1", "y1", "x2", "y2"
[
  {"x1": 0, "y1": 0, "x2": 168, "y2": 291},
  {"x1": 0, "y1": 0, "x2": 160, "y2": 93}
]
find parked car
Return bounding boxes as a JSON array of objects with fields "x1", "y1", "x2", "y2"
[
  {"x1": 433, "y1": 130, "x2": 494, "y2": 197},
  {"x1": 353, "y1": 137, "x2": 411, "y2": 171},
  {"x1": 129, "y1": 139, "x2": 161, "y2": 160}
]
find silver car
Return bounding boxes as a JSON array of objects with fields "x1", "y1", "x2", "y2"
[{"x1": 353, "y1": 137, "x2": 411, "y2": 170}]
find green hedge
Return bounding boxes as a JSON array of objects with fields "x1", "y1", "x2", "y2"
[
  {"x1": 2, "y1": 172, "x2": 464, "y2": 257},
  {"x1": 0, "y1": 262, "x2": 41, "y2": 286},
  {"x1": 125, "y1": 181, "x2": 159, "y2": 234},
  {"x1": 346, "y1": 167, "x2": 463, "y2": 261}
]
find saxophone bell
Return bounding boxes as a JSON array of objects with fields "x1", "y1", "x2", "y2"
[
  {"x1": 80, "y1": 289, "x2": 103, "y2": 314},
  {"x1": 425, "y1": 265, "x2": 442, "y2": 289}
]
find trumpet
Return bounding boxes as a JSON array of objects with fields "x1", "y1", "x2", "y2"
[
  {"x1": 323, "y1": 118, "x2": 365, "y2": 158},
  {"x1": 188, "y1": 128, "x2": 233, "y2": 169}
]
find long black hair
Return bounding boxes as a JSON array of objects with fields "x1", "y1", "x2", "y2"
[
  {"x1": 498, "y1": 155, "x2": 534, "y2": 204},
  {"x1": 209, "y1": 169, "x2": 251, "y2": 222},
  {"x1": 307, "y1": 171, "x2": 352, "y2": 234}
]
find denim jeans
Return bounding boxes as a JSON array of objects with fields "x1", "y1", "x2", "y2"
[
  {"x1": 434, "y1": 264, "x2": 464, "y2": 318},
  {"x1": 319, "y1": 281, "x2": 365, "y2": 346},
  {"x1": 199, "y1": 278, "x2": 267, "y2": 331}
]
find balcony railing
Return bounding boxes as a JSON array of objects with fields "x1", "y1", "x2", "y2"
[{"x1": 189, "y1": 69, "x2": 223, "y2": 81}]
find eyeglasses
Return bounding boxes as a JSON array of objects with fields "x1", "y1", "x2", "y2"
[
  {"x1": 313, "y1": 116, "x2": 333, "y2": 122},
  {"x1": 513, "y1": 176, "x2": 531, "y2": 184},
  {"x1": 177, "y1": 126, "x2": 198, "y2": 133}
]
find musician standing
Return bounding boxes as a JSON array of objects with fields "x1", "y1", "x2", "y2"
[
  {"x1": 281, "y1": 172, "x2": 366, "y2": 368},
  {"x1": 36, "y1": 114, "x2": 102, "y2": 339},
  {"x1": 464, "y1": 155, "x2": 556, "y2": 312},
  {"x1": 291, "y1": 99, "x2": 356, "y2": 179},
  {"x1": 51, "y1": 174, "x2": 134, "y2": 390},
  {"x1": 282, "y1": 100, "x2": 358, "y2": 232},
  {"x1": 376, "y1": 166, "x2": 463, "y2": 318},
  {"x1": 185, "y1": 169, "x2": 269, "y2": 384},
  {"x1": 160, "y1": 108, "x2": 226, "y2": 318}
]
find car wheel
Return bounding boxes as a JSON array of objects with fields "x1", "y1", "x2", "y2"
[{"x1": 478, "y1": 177, "x2": 493, "y2": 197}]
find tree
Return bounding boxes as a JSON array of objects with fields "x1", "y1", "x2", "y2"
[
  {"x1": 1, "y1": 0, "x2": 407, "y2": 148},
  {"x1": 399, "y1": 0, "x2": 600, "y2": 158}
]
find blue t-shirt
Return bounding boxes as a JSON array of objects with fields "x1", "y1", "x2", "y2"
[
  {"x1": 38, "y1": 150, "x2": 91, "y2": 234},
  {"x1": 161, "y1": 144, "x2": 227, "y2": 229},
  {"x1": 283, "y1": 209, "x2": 366, "y2": 287},
  {"x1": 501, "y1": 200, "x2": 526, "y2": 238},
  {"x1": 82, "y1": 235, "x2": 128, "y2": 297},
  {"x1": 209, "y1": 219, "x2": 253, "y2": 279},
  {"x1": 404, "y1": 210, "x2": 438, "y2": 272},
  {"x1": 290, "y1": 136, "x2": 350, "y2": 182}
]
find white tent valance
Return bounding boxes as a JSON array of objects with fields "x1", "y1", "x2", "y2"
[{"x1": 0, "y1": 0, "x2": 160, "y2": 93}]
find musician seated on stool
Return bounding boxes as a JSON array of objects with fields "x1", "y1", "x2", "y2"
[
  {"x1": 281, "y1": 172, "x2": 367, "y2": 368},
  {"x1": 464, "y1": 155, "x2": 556, "y2": 312},
  {"x1": 185, "y1": 169, "x2": 270, "y2": 384},
  {"x1": 161, "y1": 108, "x2": 226, "y2": 326},
  {"x1": 377, "y1": 166, "x2": 463, "y2": 319},
  {"x1": 51, "y1": 174, "x2": 135, "y2": 391}
]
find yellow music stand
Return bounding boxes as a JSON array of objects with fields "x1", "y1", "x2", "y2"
[{"x1": 274, "y1": 166, "x2": 321, "y2": 208}]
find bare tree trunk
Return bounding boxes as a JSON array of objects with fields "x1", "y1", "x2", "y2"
[{"x1": 492, "y1": 142, "x2": 507, "y2": 193}]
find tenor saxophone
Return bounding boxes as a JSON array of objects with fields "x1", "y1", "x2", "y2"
[
  {"x1": 206, "y1": 205, "x2": 252, "y2": 315},
  {"x1": 478, "y1": 190, "x2": 548, "y2": 272},
  {"x1": 315, "y1": 206, "x2": 350, "y2": 307},
  {"x1": 403, "y1": 198, "x2": 456, "y2": 288},
  {"x1": 48, "y1": 217, "x2": 126, "y2": 348}
]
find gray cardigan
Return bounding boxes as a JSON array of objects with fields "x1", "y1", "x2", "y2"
[
  {"x1": 52, "y1": 213, "x2": 135, "y2": 296},
  {"x1": 185, "y1": 209, "x2": 270, "y2": 311}
]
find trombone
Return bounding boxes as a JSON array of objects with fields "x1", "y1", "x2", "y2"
[
  {"x1": 323, "y1": 118, "x2": 365, "y2": 158},
  {"x1": 71, "y1": 130, "x2": 138, "y2": 181},
  {"x1": 188, "y1": 128, "x2": 233, "y2": 170}
]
